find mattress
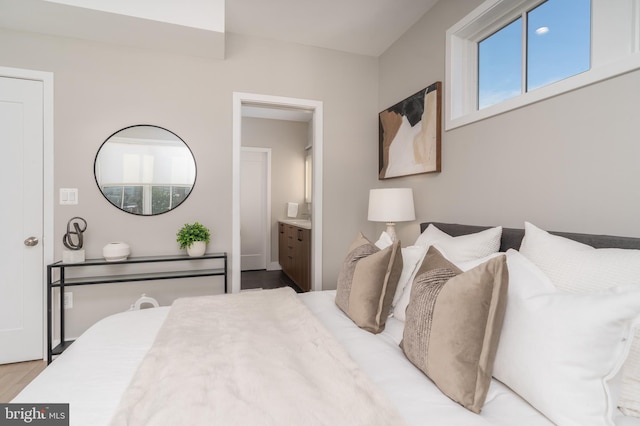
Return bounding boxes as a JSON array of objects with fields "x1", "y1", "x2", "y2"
[
  {"x1": 13, "y1": 290, "x2": 639, "y2": 426},
  {"x1": 13, "y1": 306, "x2": 170, "y2": 426}
]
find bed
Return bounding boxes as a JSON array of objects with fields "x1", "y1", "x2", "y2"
[{"x1": 13, "y1": 222, "x2": 640, "y2": 426}]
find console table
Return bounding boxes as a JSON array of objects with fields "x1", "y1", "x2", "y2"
[{"x1": 46, "y1": 252, "x2": 227, "y2": 363}]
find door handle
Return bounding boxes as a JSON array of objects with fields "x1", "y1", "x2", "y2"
[{"x1": 24, "y1": 236, "x2": 39, "y2": 246}]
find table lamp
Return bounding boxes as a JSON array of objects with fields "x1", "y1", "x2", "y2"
[{"x1": 367, "y1": 188, "x2": 416, "y2": 241}]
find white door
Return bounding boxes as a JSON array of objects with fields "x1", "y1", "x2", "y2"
[
  {"x1": 0, "y1": 77, "x2": 44, "y2": 363},
  {"x1": 240, "y1": 148, "x2": 270, "y2": 271}
]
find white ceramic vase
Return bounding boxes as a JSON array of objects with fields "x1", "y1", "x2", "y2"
[
  {"x1": 103, "y1": 242, "x2": 131, "y2": 261},
  {"x1": 187, "y1": 241, "x2": 206, "y2": 257}
]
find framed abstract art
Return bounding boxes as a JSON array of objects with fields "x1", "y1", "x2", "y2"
[{"x1": 378, "y1": 81, "x2": 442, "y2": 179}]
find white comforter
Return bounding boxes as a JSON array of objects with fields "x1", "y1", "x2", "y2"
[
  {"x1": 110, "y1": 288, "x2": 405, "y2": 426},
  {"x1": 14, "y1": 289, "x2": 640, "y2": 426}
]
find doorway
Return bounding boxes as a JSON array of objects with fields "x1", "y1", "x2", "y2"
[
  {"x1": 240, "y1": 147, "x2": 271, "y2": 271},
  {"x1": 232, "y1": 92, "x2": 323, "y2": 294},
  {"x1": 0, "y1": 67, "x2": 54, "y2": 363}
]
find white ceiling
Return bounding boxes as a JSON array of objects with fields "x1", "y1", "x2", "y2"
[
  {"x1": 1, "y1": 0, "x2": 441, "y2": 119},
  {"x1": 44, "y1": 0, "x2": 225, "y2": 33},
  {"x1": 226, "y1": 0, "x2": 439, "y2": 57},
  {"x1": 0, "y1": 0, "x2": 439, "y2": 58},
  {"x1": 0, "y1": 0, "x2": 227, "y2": 59}
]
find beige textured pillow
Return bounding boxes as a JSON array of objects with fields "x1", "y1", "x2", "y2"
[
  {"x1": 335, "y1": 233, "x2": 402, "y2": 333},
  {"x1": 401, "y1": 246, "x2": 508, "y2": 413}
]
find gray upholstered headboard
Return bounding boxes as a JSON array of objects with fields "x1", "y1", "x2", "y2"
[{"x1": 420, "y1": 222, "x2": 640, "y2": 251}]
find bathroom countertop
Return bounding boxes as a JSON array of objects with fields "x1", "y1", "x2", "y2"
[{"x1": 279, "y1": 219, "x2": 311, "y2": 229}]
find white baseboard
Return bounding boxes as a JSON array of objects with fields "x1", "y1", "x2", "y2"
[{"x1": 267, "y1": 262, "x2": 282, "y2": 271}]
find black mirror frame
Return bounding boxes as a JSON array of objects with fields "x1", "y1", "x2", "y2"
[{"x1": 93, "y1": 124, "x2": 197, "y2": 216}]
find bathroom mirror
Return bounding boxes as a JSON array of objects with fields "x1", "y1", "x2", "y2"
[{"x1": 94, "y1": 125, "x2": 196, "y2": 215}]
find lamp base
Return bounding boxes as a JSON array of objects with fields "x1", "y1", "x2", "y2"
[{"x1": 385, "y1": 223, "x2": 398, "y2": 242}]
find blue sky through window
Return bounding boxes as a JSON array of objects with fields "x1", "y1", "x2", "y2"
[
  {"x1": 479, "y1": 18, "x2": 522, "y2": 109},
  {"x1": 478, "y1": 0, "x2": 591, "y2": 109}
]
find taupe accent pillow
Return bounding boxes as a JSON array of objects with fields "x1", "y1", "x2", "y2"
[
  {"x1": 335, "y1": 233, "x2": 402, "y2": 334},
  {"x1": 401, "y1": 246, "x2": 508, "y2": 413}
]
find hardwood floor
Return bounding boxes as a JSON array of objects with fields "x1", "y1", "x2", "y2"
[
  {"x1": 0, "y1": 360, "x2": 47, "y2": 402},
  {"x1": 241, "y1": 269, "x2": 302, "y2": 293}
]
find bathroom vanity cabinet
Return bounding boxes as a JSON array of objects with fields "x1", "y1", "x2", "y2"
[{"x1": 278, "y1": 221, "x2": 311, "y2": 292}]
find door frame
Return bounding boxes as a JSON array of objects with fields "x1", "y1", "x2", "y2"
[
  {"x1": 0, "y1": 66, "x2": 54, "y2": 360},
  {"x1": 240, "y1": 147, "x2": 272, "y2": 271},
  {"x1": 232, "y1": 92, "x2": 323, "y2": 294}
]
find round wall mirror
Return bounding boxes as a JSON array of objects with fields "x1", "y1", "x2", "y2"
[{"x1": 94, "y1": 125, "x2": 196, "y2": 216}]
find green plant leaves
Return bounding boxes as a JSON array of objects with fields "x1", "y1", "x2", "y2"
[{"x1": 176, "y1": 222, "x2": 211, "y2": 249}]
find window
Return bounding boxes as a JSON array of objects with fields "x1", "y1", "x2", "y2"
[
  {"x1": 478, "y1": 0, "x2": 590, "y2": 109},
  {"x1": 102, "y1": 184, "x2": 191, "y2": 215},
  {"x1": 478, "y1": 17, "x2": 523, "y2": 109},
  {"x1": 102, "y1": 186, "x2": 143, "y2": 214},
  {"x1": 446, "y1": 0, "x2": 640, "y2": 129},
  {"x1": 151, "y1": 185, "x2": 191, "y2": 215},
  {"x1": 526, "y1": 0, "x2": 591, "y2": 91}
]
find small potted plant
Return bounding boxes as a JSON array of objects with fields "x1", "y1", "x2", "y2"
[{"x1": 176, "y1": 222, "x2": 211, "y2": 257}]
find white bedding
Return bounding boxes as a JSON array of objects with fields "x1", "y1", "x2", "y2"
[
  {"x1": 13, "y1": 289, "x2": 640, "y2": 426},
  {"x1": 110, "y1": 288, "x2": 406, "y2": 425},
  {"x1": 304, "y1": 291, "x2": 554, "y2": 426}
]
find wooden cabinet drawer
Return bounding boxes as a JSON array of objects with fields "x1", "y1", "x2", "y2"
[{"x1": 278, "y1": 222, "x2": 311, "y2": 292}]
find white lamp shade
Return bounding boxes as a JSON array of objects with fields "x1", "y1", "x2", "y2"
[{"x1": 368, "y1": 188, "x2": 416, "y2": 223}]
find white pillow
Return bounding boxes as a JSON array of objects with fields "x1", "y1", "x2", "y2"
[
  {"x1": 392, "y1": 246, "x2": 500, "y2": 322},
  {"x1": 373, "y1": 232, "x2": 428, "y2": 317},
  {"x1": 393, "y1": 226, "x2": 503, "y2": 322},
  {"x1": 519, "y1": 222, "x2": 640, "y2": 293},
  {"x1": 374, "y1": 231, "x2": 394, "y2": 250},
  {"x1": 414, "y1": 224, "x2": 502, "y2": 263},
  {"x1": 494, "y1": 250, "x2": 640, "y2": 426},
  {"x1": 520, "y1": 221, "x2": 640, "y2": 416},
  {"x1": 392, "y1": 225, "x2": 502, "y2": 321},
  {"x1": 453, "y1": 251, "x2": 504, "y2": 272},
  {"x1": 391, "y1": 245, "x2": 427, "y2": 309}
]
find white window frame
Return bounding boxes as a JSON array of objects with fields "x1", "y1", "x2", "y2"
[{"x1": 446, "y1": 0, "x2": 640, "y2": 130}]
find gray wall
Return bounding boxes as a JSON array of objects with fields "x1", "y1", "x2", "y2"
[
  {"x1": 241, "y1": 117, "x2": 309, "y2": 265},
  {"x1": 8, "y1": 0, "x2": 633, "y2": 338},
  {"x1": 0, "y1": 28, "x2": 379, "y2": 337},
  {"x1": 379, "y1": 0, "x2": 640, "y2": 245}
]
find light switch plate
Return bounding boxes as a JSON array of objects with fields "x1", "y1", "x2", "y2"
[{"x1": 59, "y1": 188, "x2": 78, "y2": 205}]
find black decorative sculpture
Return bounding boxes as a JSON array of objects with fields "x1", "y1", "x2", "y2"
[{"x1": 62, "y1": 217, "x2": 87, "y2": 250}]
